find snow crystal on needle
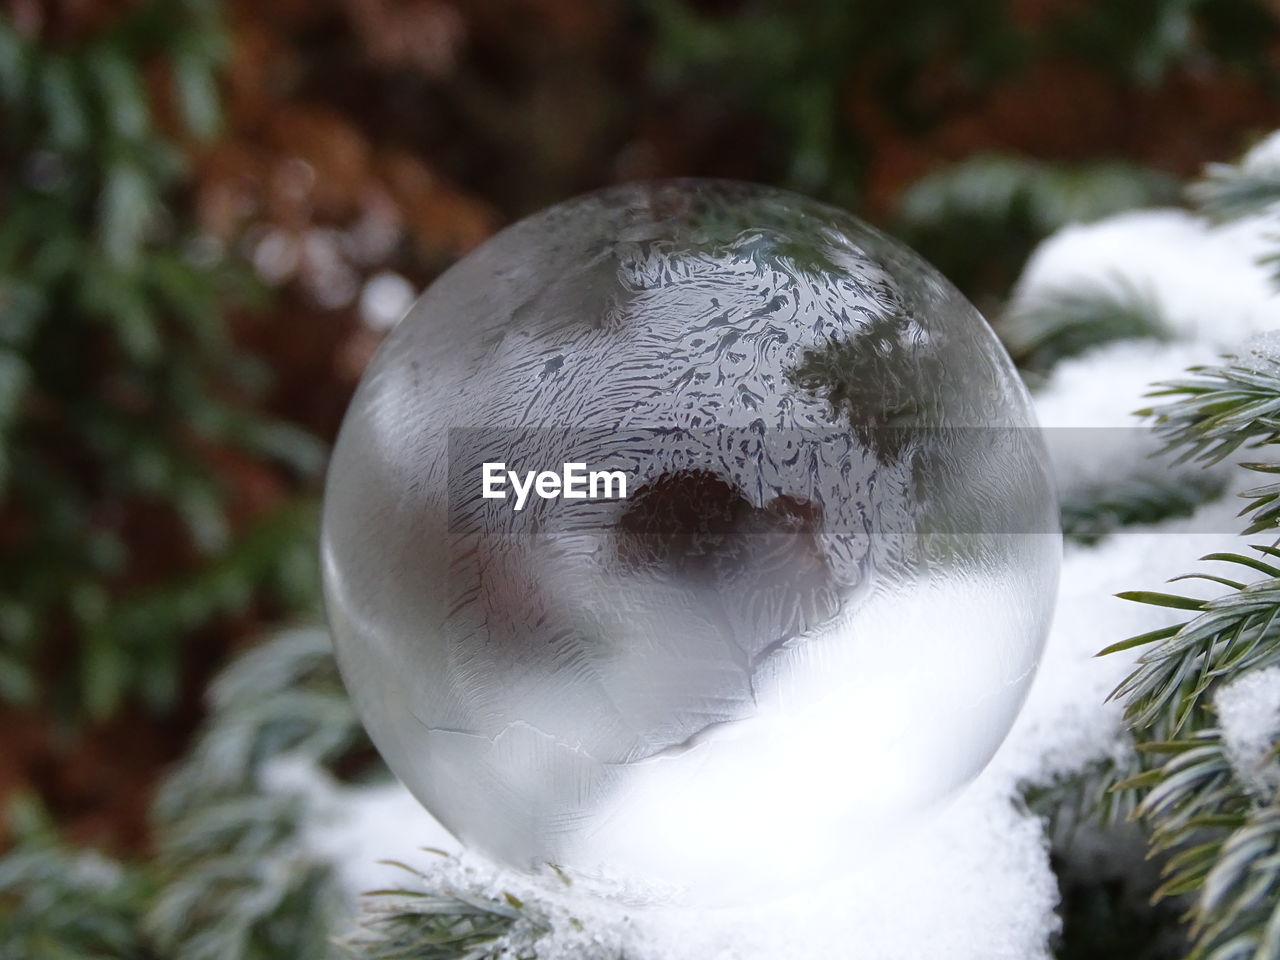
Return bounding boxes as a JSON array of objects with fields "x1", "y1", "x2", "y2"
[
  {"x1": 1215, "y1": 667, "x2": 1280, "y2": 800},
  {"x1": 1239, "y1": 329, "x2": 1280, "y2": 370}
]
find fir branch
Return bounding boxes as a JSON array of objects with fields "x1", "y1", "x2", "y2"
[
  {"x1": 1189, "y1": 162, "x2": 1280, "y2": 224},
  {"x1": 0, "y1": 795, "x2": 156, "y2": 959},
  {"x1": 147, "y1": 626, "x2": 366, "y2": 960},
  {"x1": 1062, "y1": 472, "x2": 1226, "y2": 545},
  {"x1": 1107, "y1": 562, "x2": 1280, "y2": 733},
  {"x1": 344, "y1": 859, "x2": 607, "y2": 960},
  {"x1": 345, "y1": 881, "x2": 525, "y2": 960},
  {"x1": 1138, "y1": 349, "x2": 1280, "y2": 537},
  {"x1": 0, "y1": 0, "x2": 325, "y2": 721},
  {"x1": 901, "y1": 155, "x2": 1178, "y2": 239},
  {"x1": 1000, "y1": 279, "x2": 1169, "y2": 374},
  {"x1": 351, "y1": 901, "x2": 518, "y2": 960},
  {"x1": 1138, "y1": 354, "x2": 1280, "y2": 470},
  {"x1": 1189, "y1": 805, "x2": 1280, "y2": 960},
  {"x1": 1186, "y1": 142, "x2": 1280, "y2": 289},
  {"x1": 1105, "y1": 347, "x2": 1280, "y2": 960},
  {"x1": 1117, "y1": 730, "x2": 1280, "y2": 960}
]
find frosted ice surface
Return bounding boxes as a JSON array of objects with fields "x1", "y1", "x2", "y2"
[{"x1": 321, "y1": 180, "x2": 1060, "y2": 903}]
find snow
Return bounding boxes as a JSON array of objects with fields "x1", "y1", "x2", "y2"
[
  {"x1": 1009, "y1": 208, "x2": 1277, "y2": 349},
  {"x1": 1240, "y1": 130, "x2": 1280, "y2": 175},
  {"x1": 300, "y1": 765, "x2": 1059, "y2": 960},
  {"x1": 259, "y1": 754, "x2": 456, "y2": 895},
  {"x1": 1240, "y1": 329, "x2": 1280, "y2": 370},
  {"x1": 1215, "y1": 667, "x2": 1280, "y2": 800},
  {"x1": 1032, "y1": 338, "x2": 1232, "y2": 499},
  {"x1": 294, "y1": 163, "x2": 1280, "y2": 957}
]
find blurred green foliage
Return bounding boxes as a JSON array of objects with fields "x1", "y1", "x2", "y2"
[
  {"x1": 647, "y1": 0, "x2": 1278, "y2": 296},
  {"x1": 648, "y1": 0, "x2": 1021, "y2": 198},
  {"x1": 147, "y1": 627, "x2": 361, "y2": 960},
  {"x1": 898, "y1": 157, "x2": 1179, "y2": 298},
  {"x1": 0, "y1": 0, "x2": 323, "y2": 721},
  {"x1": 648, "y1": 0, "x2": 1278, "y2": 199},
  {"x1": 0, "y1": 795, "x2": 154, "y2": 959}
]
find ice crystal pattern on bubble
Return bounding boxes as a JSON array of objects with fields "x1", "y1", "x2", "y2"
[{"x1": 322, "y1": 180, "x2": 1060, "y2": 904}]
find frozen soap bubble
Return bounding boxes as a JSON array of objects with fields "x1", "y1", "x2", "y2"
[{"x1": 321, "y1": 180, "x2": 1060, "y2": 905}]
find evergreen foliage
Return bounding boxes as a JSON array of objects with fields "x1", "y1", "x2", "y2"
[
  {"x1": 344, "y1": 860, "x2": 535, "y2": 960},
  {"x1": 1060, "y1": 473, "x2": 1226, "y2": 546},
  {"x1": 647, "y1": 0, "x2": 1276, "y2": 202},
  {"x1": 1187, "y1": 137, "x2": 1280, "y2": 284},
  {"x1": 1000, "y1": 278, "x2": 1169, "y2": 375},
  {"x1": 0, "y1": 796, "x2": 154, "y2": 959},
  {"x1": 148, "y1": 626, "x2": 362, "y2": 960},
  {"x1": 900, "y1": 157, "x2": 1178, "y2": 300},
  {"x1": 1102, "y1": 349, "x2": 1280, "y2": 960},
  {"x1": 0, "y1": 0, "x2": 324, "y2": 720}
]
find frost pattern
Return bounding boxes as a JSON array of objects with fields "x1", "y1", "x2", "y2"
[{"x1": 321, "y1": 180, "x2": 1059, "y2": 904}]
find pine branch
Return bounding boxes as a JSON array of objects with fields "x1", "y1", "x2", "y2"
[
  {"x1": 1138, "y1": 354, "x2": 1280, "y2": 469},
  {"x1": 1139, "y1": 354, "x2": 1280, "y2": 539},
  {"x1": 901, "y1": 155, "x2": 1177, "y2": 240},
  {"x1": 344, "y1": 858, "x2": 609, "y2": 960},
  {"x1": 1106, "y1": 561, "x2": 1280, "y2": 732},
  {"x1": 1189, "y1": 805, "x2": 1280, "y2": 960},
  {"x1": 1062, "y1": 469, "x2": 1226, "y2": 545},
  {"x1": 1189, "y1": 163, "x2": 1280, "y2": 224},
  {"x1": 0, "y1": 795, "x2": 156, "y2": 959},
  {"x1": 1104, "y1": 347, "x2": 1280, "y2": 960},
  {"x1": 345, "y1": 870, "x2": 526, "y2": 960},
  {"x1": 1186, "y1": 142, "x2": 1280, "y2": 289},
  {"x1": 0, "y1": 0, "x2": 325, "y2": 721},
  {"x1": 1000, "y1": 278, "x2": 1169, "y2": 374},
  {"x1": 148, "y1": 626, "x2": 366, "y2": 960}
]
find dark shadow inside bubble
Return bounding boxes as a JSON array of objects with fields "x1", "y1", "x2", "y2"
[{"x1": 612, "y1": 469, "x2": 839, "y2": 625}]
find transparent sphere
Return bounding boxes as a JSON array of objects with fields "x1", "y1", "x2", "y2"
[{"x1": 321, "y1": 180, "x2": 1060, "y2": 905}]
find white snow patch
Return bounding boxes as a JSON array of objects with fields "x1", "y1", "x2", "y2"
[
  {"x1": 325, "y1": 770, "x2": 1058, "y2": 960},
  {"x1": 1239, "y1": 329, "x2": 1280, "y2": 370},
  {"x1": 1240, "y1": 130, "x2": 1280, "y2": 175},
  {"x1": 1032, "y1": 338, "x2": 1231, "y2": 499},
  {"x1": 1215, "y1": 667, "x2": 1280, "y2": 800},
  {"x1": 1010, "y1": 208, "x2": 1277, "y2": 348},
  {"x1": 261, "y1": 754, "x2": 459, "y2": 899}
]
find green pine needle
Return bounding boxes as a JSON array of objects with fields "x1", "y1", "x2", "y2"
[{"x1": 1103, "y1": 345, "x2": 1280, "y2": 960}]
